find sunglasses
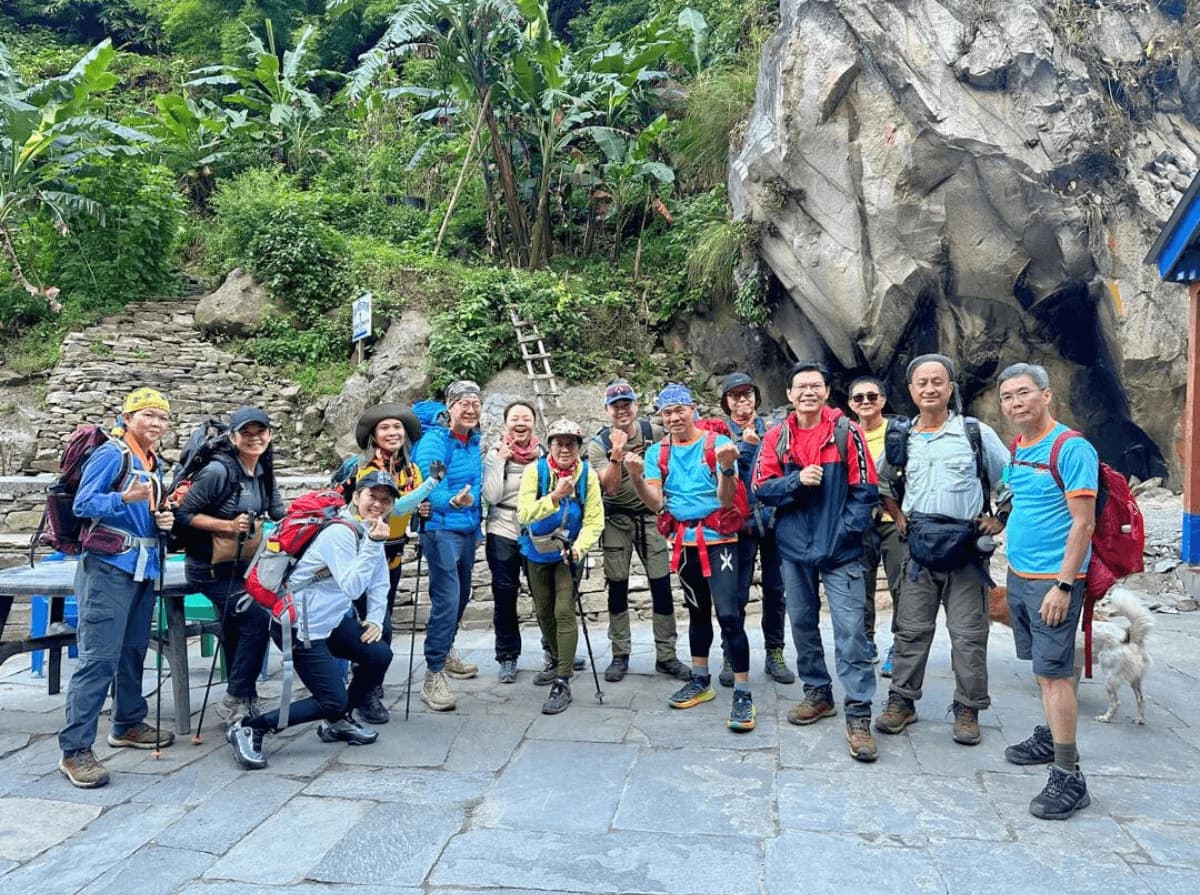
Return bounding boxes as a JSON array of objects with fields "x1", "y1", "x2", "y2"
[{"x1": 850, "y1": 392, "x2": 880, "y2": 404}]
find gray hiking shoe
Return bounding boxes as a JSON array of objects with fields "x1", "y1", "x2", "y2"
[
  {"x1": 604, "y1": 654, "x2": 629, "y2": 682},
  {"x1": 318, "y1": 716, "x2": 379, "y2": 745},
  {"x1": 542, "y1": 678, "x2": 572, "y2": 715},
  {"x1": 764, "y1": 648, "x2": 795, "y2": 684},
  {"x1": 226, "y1": 719, "x2": 267, "y2": 769},
  {"x1": 534, "y1": 656, "x2": 559, "y2": 686},
  {"x1": 498, "y1": 658, "x2": 518, "y2": 684}
]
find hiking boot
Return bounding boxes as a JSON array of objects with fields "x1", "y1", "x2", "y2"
[
  {"x1": 875, "y1": 694, "x2": 918, "y2": 734},
  {"x1": 846, "y1": 717, "x2": 879, "y2": 763},
  {"x1": 498, "y1": 658, "x2": 518, "y2": 684},
  {"x1": 764, "y1": 648, "x2": 795, "y2": 684},
  {"x1": 1005, "y1": 724, "x2": 1054, "y2": 766},
  {"x1": 421, "y1": 670, "x2": 456, "y2": 712},
  {"x1": 542, "y1": 678, "x2": 572, "y2": 715},
  {"x1": 727, "y1": 689, "x2": 756, "y2": 732},
  {"x1": 718, "y1": 655, "x2": 734, "y2": 688},
  {"x1": 573, "y1": 656, "x2": 587, "y2": 671},
  {"x1": 218, "y1": 694, "x2": 249, "y2": 724},
  {"x1": 950, "y1": 701, "x2": 981, "y2": 746},
  {"x1": 318, "y1": 716, "x2": 379, "y2": 745},
  {"x1": 354, "y1": 685, "x2": 390, "y2": 725},
  {"x1": 444, "y1": 648, "x2": 478, "y2": 680},
  {"x1": 604, "y1": 654, "x2": 629, "y2": 682},
  {"x1": 655, "y1": 657, "x2": 692, "y2": 681},
  {"x1": 668, "y1": 675, "x2": 716, "y2": 709},
  {"x1": 226, "y1": 719, "x2": 267, "y2": 769},
  {"x1": 787, "y1": 690, "x2": 836, "y2": 726},
  {"x1": 534, "y1": 657, "x2": 559, "y2": 686},
  {"x1": 880, "y1": 646, "x2": 894, "y2": 677},
  {"x1": 107, "y1": 722, "x2": 175, "y2": 750},
  {"x1": 58, "y1": 749, "x2": 110, "y2": 788},
  {"x1": 1030, "y1": 765, "x2": 1090, "y2": 820}
]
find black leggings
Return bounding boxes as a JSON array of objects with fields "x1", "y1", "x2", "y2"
[{"x1": 677, "y1": 543, "x2": 748, "y2": 674}]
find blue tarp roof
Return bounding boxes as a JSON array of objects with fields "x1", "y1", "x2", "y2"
[{"x1": 1145, "y1": 170, "x2": 1200, "y2": 282}]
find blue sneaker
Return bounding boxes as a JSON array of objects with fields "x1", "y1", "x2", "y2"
[
  {"x1": 669, "y1": 675, "x2": 716, "y2": 709},
  {"x1": 880, "y1": 646, "x2": 894, "y2": 677},
  {"x1": 727, "y1": 690, "x2": 756, "y2": 732}
]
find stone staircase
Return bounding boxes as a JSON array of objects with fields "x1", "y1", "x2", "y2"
[{"x1": 29, "y1": 300, "x2": 325, "y2": 474}]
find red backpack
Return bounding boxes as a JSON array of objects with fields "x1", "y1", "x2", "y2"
[
  {"x1": 1009, "y1": 431, "x2": 1145, "y2": 676},
  {"x1": 243, "y1": 491, "x2": 358, "y2": 625},
  {"x1": 30, "y1": 424, "x2": 131, "y2": 564},
  {"x1": 655, "y1": 427, "x2": 750, "y2": 577}
]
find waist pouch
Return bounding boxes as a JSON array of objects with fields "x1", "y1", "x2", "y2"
[{"x1": 906, "y1": 513, "x2": 977, "y2": 572}]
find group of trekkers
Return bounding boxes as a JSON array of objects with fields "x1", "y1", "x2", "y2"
[{"x1": 55, "y1": 355, "x2": 1100, "y2": 821}]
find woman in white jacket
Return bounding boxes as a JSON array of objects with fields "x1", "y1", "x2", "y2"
[{"x1": 227, "y1": 470, "x2": 435, "y2": 769}]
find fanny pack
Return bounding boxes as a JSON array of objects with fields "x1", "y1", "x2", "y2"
[{"x1": 906, "y1": 513, "x2": 978, "y2": 572}]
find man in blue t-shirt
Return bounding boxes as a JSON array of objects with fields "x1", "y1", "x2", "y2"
[
  {"x1": 998, "y1": 363, "x2": 1098, "y2": 821},
  {"x1": 624, "y1": 383, "x2": 755, "y2": 732}
]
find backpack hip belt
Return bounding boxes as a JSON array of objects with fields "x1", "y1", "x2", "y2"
[{"x1": 82, "y1": 524, "x2": 159, "y2": 581}]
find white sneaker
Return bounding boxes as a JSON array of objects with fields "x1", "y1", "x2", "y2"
[
  {"x1": 444, "y1": 648, "x2": 478, "y2": 680},
  {"x1": 421, "y1": 670, "x2": 457, "y2": 712}
]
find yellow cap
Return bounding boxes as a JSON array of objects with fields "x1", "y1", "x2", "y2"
[{"x1": 123, "y1": 387, "x2": 170, "y2": 415}]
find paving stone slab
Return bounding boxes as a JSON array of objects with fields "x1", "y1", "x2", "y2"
[
  {"x1": 309, "y1": 800, "x2": 463, "y2": 886},
  {"x1": 132, "y1": 750, "x2": 244, "y2": 807},
  {"x1": 615, "y1": 747, "x2": 775, "y2": 839},
  {"x1": 474, "y1": 740, "x2": 636, "y2": 833},
  {"x1": 765, "y1": 830, "x2": 946, "y2": 893},
  {"x1": 0, "y1": 858, "x2": 16, "y2": 876},
  {"x1": 155, "y1": 772, "x2": 305, "y2": 854},
  {"x1": 16, "y1": 767, "x2": 158, "y2": 806},
  {"x1": 1122, "y1": 821, "x2": 1200, "y2": 870},
  {"x1": 1078, "y1": 723, "x2": 1200, "y2": 779},
  {"x1": 445, "y1": 714, "x2": 531, "y2": 772},
  {"x1": 1130, "y1": 864, "x2": 1200, "y2": 895},
  {"x1": 204, "y1": 795, "x2": 372, "y2": 884},
  {"x1": 259, "y1": 729, "x2": 345, "y2": 778},
  {"x1": 626, "y1": 704, "x2": 779, "y2": 752},
  {"x1": 430, "y1": 828, "x2": 762, "y2": 895},
  {"x1": 0, "y1": 731, "x2": 32, "y2": 758},
  {"x1": 928, "y1": 836, "x2": 1155, "y2": 895},
  {"x1": 907, "y1": 721, "x2": 1032, "y2": 777},
  {"x1": 0, "y1": 766, "x2": 38, "y2": 797},
  {"x1": 0, "y1": 796, "x2": 101, "y2": 861},
  {"x1": 1089, "y1": 774, "x2": 1200, "y2": 825},
  {"x1": 178, "y1": 883, "x2": 410, "y2": 895},
  {"x1": 0, "y1": 802, "x2": 184, "y2": 895},
  {"x1": 78, "y1": 844, "x2": 216, "y2": 895},
  {"x1": 778, "y1": 767, "x2": 1010, "y2": 842},
  {"x1": 527, "y1": 707, "x2": 632, "y2": 743},
  {"x1": 337, "y1": 714, "x2": 462, "y2": 767},
  {"x1": 777, "y1": 712, "x2": 921, "y2": 773},
  {"x1": 303, "y1": 767, "x2": 492, "y2": 806}
]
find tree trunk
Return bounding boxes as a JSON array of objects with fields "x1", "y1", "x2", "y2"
[
  {"x1": 0, "y1": 225, "x2": 61, "y2": 313},
  {"x1": 435, "y1": 91, "x2": 490, "y2": 257},
  {"x1": 480, "y1": 94, "x2": 529, "y2": 266}
]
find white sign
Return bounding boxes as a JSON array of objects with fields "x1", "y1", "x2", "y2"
[{"x1": 352, "y1": 292, "x2": 373, "y2": 342}]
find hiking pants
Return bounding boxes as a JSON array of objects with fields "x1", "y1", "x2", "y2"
[
  {"x1": 677, "y1": 543, "x2": 747, "y2": 674},
  {"x1": 734, "y1": 527, "x2": 786, "y2": 649},
  {"x1": 860, "y1": 520, "x2": 905, "y2": 638},
  {"x1": 781, "y1": 558, "x2": 875, "y2": 719},
  {"x1": 186, "y1": 558, "x2": 270, "y2": 701},
  {"x1": 528, "y1": 561, "x2": 579, "y2": 678},
  {"x1": 889, "y1": 561, "x2": 990, "y2": 709},
  {"x1": 486, "y1": 533, "x2": 524, "y2": 662},
  {"x1": 421, "y1": 530, "x2": 475, "y2": 673},
  {"x1": 250, "y1": 614, "x2": 392, "y2": 731},
  {"x1": 601, "y1": 511, "x2": 676, "y2": 660},
  {"x1": 60, "y1": 555, "x2": 155, "y2": 756}
]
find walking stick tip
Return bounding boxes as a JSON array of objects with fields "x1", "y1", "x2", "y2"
[{"x1": 191, "y1": 734, "x2": 204, "y2": 745}]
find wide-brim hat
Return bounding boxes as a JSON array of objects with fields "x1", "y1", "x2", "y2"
[{"x1": 355, "y1": 403, "x2": 422, "y2": 450}]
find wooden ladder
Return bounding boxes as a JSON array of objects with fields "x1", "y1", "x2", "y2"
[{"x1": 508, "y1": 307, "x2": 563, "y2": 422}]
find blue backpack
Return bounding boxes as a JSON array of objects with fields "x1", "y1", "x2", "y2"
[{"x1": 519, "y1": 457, "x2": 589, "y2": 564}]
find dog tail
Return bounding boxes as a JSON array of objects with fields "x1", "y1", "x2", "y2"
[{"x1": 1103, "y1": 587, "x2": 1154, "y2": 647}]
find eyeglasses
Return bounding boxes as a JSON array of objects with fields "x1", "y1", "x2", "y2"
[
  {"x1": 454, "y1": 400, "x2": 482, "y2": 410},
  {"x1": 999, "y1": 387, "x2": 1043, "y2": 406},
  {"x1": 850, "y1": 392, "x2": 880, "y2": 404},
  {"x1": 790, "y1": 383, "x2": 825, "y2": 394},
  {"x1": 728, "y1": 390, "x2": 755, "y2": 403}
]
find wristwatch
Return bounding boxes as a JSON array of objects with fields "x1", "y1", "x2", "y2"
[
  {"x1": 1054, "y1": 580, "x2": 1072, "y2": 593},
  {"x1": 720, "y1": 465, "x2": 737, "y2": 476}
]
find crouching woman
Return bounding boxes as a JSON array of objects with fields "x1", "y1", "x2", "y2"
[
  {"x1": 227, "y1": 471, "x2": 424, "y2": 769},
  {"x1": 517, "y1": 420, "x2": 604, "y2": 715}
]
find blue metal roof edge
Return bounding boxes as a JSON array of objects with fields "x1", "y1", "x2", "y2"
[{"x1": 1145, "y1": 170, "x2": 1200, "y2": 279}]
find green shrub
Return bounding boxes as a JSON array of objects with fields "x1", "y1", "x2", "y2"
[
  {"x1": 248, "y1": 206, "x2": 348, "y2": 324},
  {"x1": 207, "y1": 167, "x2": 320, "y2": 271}
]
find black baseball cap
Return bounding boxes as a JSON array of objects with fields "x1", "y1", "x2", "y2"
[
  {"x1": 230, "y1": 406, "x2": 271, "y2": 432},
  {"x1": 354, "y1": 469, "x2": 401, "y2": 498}
]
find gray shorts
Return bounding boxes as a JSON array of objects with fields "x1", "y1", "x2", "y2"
[{"x1": 1006, "y1": 571, "x2": 1085, "y2": 679}]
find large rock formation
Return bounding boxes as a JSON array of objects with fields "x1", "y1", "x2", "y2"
[{"x1": 731, "y1": 0, "x2": 1200, "y2": 483}]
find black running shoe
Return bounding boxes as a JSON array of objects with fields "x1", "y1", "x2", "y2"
[
  {"x1": 356, "y1": 685, "x2": 390, "y2": 725},
  {"x1": 318, "y1": 716, "x2": 379, "y2": 745},
  {"x1": 604, "y1": 654, "x2": 629, "y2": 682},
  {"x1": 1005, "y1": 724, "x2": 1054, "y2": 765},
  {"x1": 1030, "y1": 765, "x2": 1090, "y2": 820}
]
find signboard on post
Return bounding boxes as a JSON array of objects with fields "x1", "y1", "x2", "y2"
[{"x1": 352, "y1": 292, "x2": 372, "y2": 364}]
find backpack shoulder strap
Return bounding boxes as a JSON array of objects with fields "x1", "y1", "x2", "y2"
[
  {"x1": 576, "y1": 460, "x2": 589, "y2": 504},
  {"x1": 593, "y1": 426, "x2": 613, "y2": 453},
  {"x1": 842, "y1": 420, "x2": 870, "y2": 484},
  {"x1": 701, "y1": 430, "x2": 718, "y2": 470},
  {"x1": 1046, "y1": 430, "x2": 1083, "y2": 494},
  {"x1": 639, "y1": 419, "x2": 653, "y2": 443},
  {"x1": 963, "y1": 417, "x2": 991, "y2": 512},
  {"x1": 536, "y1": 456, "x2": 550, "y2": 499},
  {"x1": 656, "y1": 435, "x2": 671, "y2": 481},
  {"x1": 833, "y1": 416, "x2": 850, "y2": 465},
  {"x1": 774, "y1": 419, "x2": 792, "y2": 468}
]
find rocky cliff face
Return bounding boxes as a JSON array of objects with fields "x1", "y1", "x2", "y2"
[{"x1": 731, "y1": 0, "x2": 1200, "y2": 482}]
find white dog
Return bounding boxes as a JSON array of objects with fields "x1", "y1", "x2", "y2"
[{"x1": 1086, "y1": 587, "x2": 1153, "y2": 725}]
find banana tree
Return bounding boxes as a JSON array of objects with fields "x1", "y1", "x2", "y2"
[
  {"x1": 0, "y1": 40, "x2": 153, "y2": 312},
  {"x1": 135, "y1": 92, "x2": 242, "y2": 209}
]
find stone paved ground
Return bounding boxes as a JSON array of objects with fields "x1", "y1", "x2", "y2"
[{"x1": 1, "y1": 607, "x2": 1199, "y2": 895}]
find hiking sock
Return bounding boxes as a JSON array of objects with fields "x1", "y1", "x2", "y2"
[
  {"x1": 1053, "y1": 741, "x2": 1078, "y2": 771},
  {"x1": 733, "y1": 681, "x2": 751, "y2": 693}
]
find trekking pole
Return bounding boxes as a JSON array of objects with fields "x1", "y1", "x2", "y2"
[
  {"x1": 404, "y1": 510, "x2": 427, "y2": 722},
  {"x1": 152, "y1": 482, "x2": 168, "y2": 759},
  {"x1": 192, "y1": 514, "x2": 254, "y2": 744},
  {"x1": 554, "y1": 531, "x2": 603, "y2": 704}
]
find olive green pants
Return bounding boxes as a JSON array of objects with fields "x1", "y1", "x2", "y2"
[{"x1": 528, "y1": 560, "x2": 579, "y2": 678}]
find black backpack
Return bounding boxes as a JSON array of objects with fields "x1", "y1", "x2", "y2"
[{"x1": 165, "y1": 419, "x2": 264, "y2": 552}]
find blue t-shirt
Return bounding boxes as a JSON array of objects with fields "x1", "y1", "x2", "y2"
[
  {"x1": 644, "y1": 433, "x2": 736, "y2": 546},
  {"x1": 1006, "y1": 423, "x2": 1099, "y2": 578}
]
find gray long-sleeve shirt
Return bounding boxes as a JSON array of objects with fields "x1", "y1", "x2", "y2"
[{"x1": 289, "y1": 508, "x2": 389, "y2": 640}]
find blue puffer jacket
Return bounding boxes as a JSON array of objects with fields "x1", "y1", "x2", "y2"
[{"x1": 412, "y1": 425, "x2": 483, "y2": 533}]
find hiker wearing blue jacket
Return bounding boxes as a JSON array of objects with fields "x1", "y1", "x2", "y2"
[
  {"x1": 58, "y1": 388, "x2": 177, "y2": 789},
  {"x1": 412, "y1": 380, "x2": 484, "y2": 712}
]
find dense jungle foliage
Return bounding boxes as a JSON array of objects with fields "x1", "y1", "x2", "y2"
[{"x1": 0, "y1": 0, "x2": 777, "y2": 393}]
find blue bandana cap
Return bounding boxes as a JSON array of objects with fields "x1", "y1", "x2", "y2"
[{"x1": 656, "y1": 383, "x2": 694, "y2": 410}]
